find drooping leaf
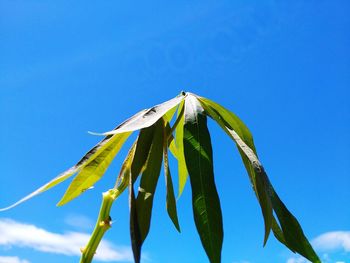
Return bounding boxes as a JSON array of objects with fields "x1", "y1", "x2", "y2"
[
  {"x1": 128, "y1": 123, "x2": 160, "y2": 262},
  {"x1": 57, "y1": 132, "x2": 131, "y2": 206},
  {"x1": 130, "y1": 125, "x2": 157, "y2": 183},
  {"x1": 183, "y1": 95, "x2": 223, "y2": 263},
  {"x1": 197, "y1": 95, "x2": 319, "y2": 261},
  {"x1": 136, "y1": 119, "x2": 164, "y2": 242},
  {"x1": 269, "y1": 184, "x2": 321, "y2": 263},
  {"x1": 174, "y1": 100, "x2": 188, "y2": 198},
  {"x1": 196, "y1": 95, "x2": 273, "y2": 245},
  {"x1": 101, "y1": 93, "x2": 185, "y2": 135},
  {"x1": 163, "y1": 120, "x2": 180, "y2": 232},
  {"x1": 1, "y1": 93, "x2": 185, "y2": 211},
  {"x1": 129, "y1": 167, "x2": 141, "y2": 263}
]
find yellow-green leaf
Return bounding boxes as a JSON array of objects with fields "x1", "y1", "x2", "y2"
[
  {"x1": 57, "y1": 132, "x2": 131, "y2": 206},
  {"x1": 0, "y1": 132, "x2": 128, "y2": 211},
  {"x1": 174, "y1": 100, "x2": 188, "y2": 198}
]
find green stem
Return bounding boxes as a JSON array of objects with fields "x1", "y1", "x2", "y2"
[{"x1": 80, "y1": 189, "x2": 119, "y2": 263}]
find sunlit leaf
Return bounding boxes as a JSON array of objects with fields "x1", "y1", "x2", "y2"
[
  {"x1": 136, "y1": 119, "x2": 164, "y2": 242},
  {"x1": 101, "y1": 94, "x2": 185, "y2": 135},
  {"x1": 164, "y1": 104, "x2": 178, "y2": 124},
  {"x1": 174, "y1": 101, "x2": 188, "y2": 198},
  {"x1": 57, "y1": 132, "x2": 131, "y2": 206},
  {"x1": 0, "y1": 132, "x2": 128, "y2": 211},
  {"x1": 183, "y1": 95, "x2": 223, "y2": 263}
]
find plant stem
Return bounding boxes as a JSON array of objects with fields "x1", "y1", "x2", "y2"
[{"x1": 80, "y1": 189, "x2": 119, "y2": 263}]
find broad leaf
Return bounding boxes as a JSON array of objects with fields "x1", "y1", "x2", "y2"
[
  {"x1": 183, "y1": 95, "x2": 223, "y2": 263},
  {"x1": 136, "y1": 119, "x2": 164, "y2": 242},
  {"x1": 57, "y1": 132, "x2": 131, "y2": 206},
  {"x1": 163, "y1": 120, "x2": 180, "y2": 232},
  {"x1": 174, "y1": 101, "x2": 188, "y2": 198}
]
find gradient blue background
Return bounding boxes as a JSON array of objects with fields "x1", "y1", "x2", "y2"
[{"x1": 0, "y1": 1, "x2": 349, "y2": 262}]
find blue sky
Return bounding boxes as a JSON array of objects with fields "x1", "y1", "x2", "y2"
[{"x1": 0, "y1": 1, "x2": 349, "y2": 263}]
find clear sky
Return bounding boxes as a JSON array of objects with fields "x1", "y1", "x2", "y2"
[{"x1": 0, "y1": 1, "x2": 349, "y2": 263}]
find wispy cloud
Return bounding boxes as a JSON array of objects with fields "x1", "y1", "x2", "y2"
[
  {"x1": 0, "y1": 256, "x2": 30, "y2": 263},
  {"x1": 0, "y1": 218, "x2": 132, "y2": 262}
]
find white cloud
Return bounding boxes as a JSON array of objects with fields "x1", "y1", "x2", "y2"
[
  {"x1": 0, "y1": 218, "x2": 132, "y2": 262},
  {"x1": 313, "y1": 231, "x2": 350, "y2": 252},
  {"x1": 0, "y1": 256, "x2": 30, "y2": 263}
]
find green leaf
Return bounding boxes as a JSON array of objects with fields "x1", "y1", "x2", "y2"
[
  {"x1": 196, "y1": 95, "x2": 272, "y2": 245},
  {"x1": 128, "y1": 120, "x2": 165, "y2": 262},
  {"x1": 197, "y1": 94, "x2": 320, "y2": 262},
  {"x1": 174, "y1": 100, "x2": 188, "y2": 198},
  {"x1": 163, "y1": 120, "x2": 180, "y2": 232},
  {"x1": 136, "y1": 119, "x2": 164, "y2": 242},
  {"x1": 130, "y1": 125, "x2": 157, "y2": 183},
  {"x1": 1, "y1": 94, "x2": 185, "y2": 211},
  {"x1": 271, "y1": 217, "x2": 288, "y2": 247},
  {"x1": 127, "y1": 124, "x2": 159, "y2": 263},
  {"x1": 57, "y1": 132, "x2": 131, "y2": 206},
  {"x1": 129, "y1": 167, "x2": 142, "y2": 263},
  {"x1": 183, "y1": 95, "x2": 223, "y2": 263}
]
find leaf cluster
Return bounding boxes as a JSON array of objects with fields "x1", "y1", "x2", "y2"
[{"x1": 1, "y1": 92, "x2": 320, "y2": 263}]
